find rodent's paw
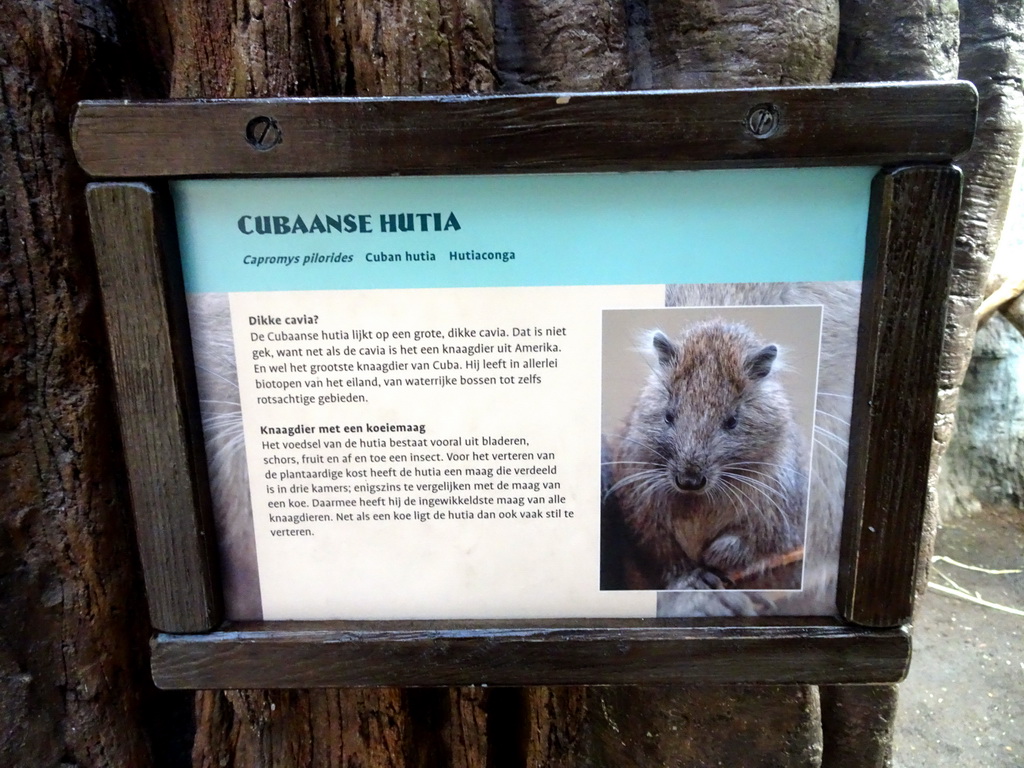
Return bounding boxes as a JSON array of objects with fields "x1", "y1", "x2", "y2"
[
  {"x1": 658, "y1": 588, "x2": 769, "y2": 618},
  {"x1": 702, "y1": 534, "x2": 752, "y2": 575},
  {"x1": 666, "y1": 567, "x2": 729, "y2": 591}
]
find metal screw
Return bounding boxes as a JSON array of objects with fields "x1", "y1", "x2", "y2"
[
  {"x1": 746, "y1": 104, "x2": 779, "y2": 139},
  {"x1": 245, "y1": 116, "x2": 282, "y2": 151}
]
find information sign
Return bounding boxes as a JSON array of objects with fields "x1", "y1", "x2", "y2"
[
  {"x1": 72, "y1": 84, "x2": 974, "y2": 688},
  {"x1": 176, "y1": 169, "x2": 871, "y2": 620}
]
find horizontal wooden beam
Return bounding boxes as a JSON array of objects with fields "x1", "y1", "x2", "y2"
[
  {"x1": 151, "y1": 618, "x2": 910, "y2": 689},
  {"x1": 73, "y1": 82, "x2": 976, "y2": 178}
]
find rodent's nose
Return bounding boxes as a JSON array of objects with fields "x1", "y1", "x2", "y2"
[
  {"x1": 675, "y1": 467, "x2": 708, "y2": 493},
  {"x1": 680, "y1": 475, "x2": 707, "y2": 492}
]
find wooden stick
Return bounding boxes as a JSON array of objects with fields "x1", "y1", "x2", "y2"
[
  {"x1": 928, "y1": 582, "x2": 1024, "y2": 617},
  {"x1": 728, "y1": 547, "x2": 805, "y2": 585},
  {"x1": 977, "y1": 275, "x2": 1024, "y2": 327}
]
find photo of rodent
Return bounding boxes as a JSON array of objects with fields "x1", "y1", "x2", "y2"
[{"x1": 602, "y1": 299, "x2": 831, "y2": 616}]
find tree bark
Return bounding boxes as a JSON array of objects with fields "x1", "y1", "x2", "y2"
[
  {"x1": 169, "y1": 0, "x2": 347, "y2": 97},
  {"x1": 577, "y1": 685, "x2": 823, "y2": 767},
  {"x1": 193, "y1": 689, "x2": 421, "y2": 768},
  {"x1": 833, "y1": 0, "x2": 959, "y2": 81},
  {"x1": 493, "y1": 0, "x2": 629, "y2": 91},
  {"x1": 819, "y1": 686, "x2": 898, "y2": 768},
  {"x1": 936, "y1": 0, "x2": 1024, "y2": 520},
  {"x1": 642, "y1": 0, "x2": 840, "y2": 88},
  {"x1": 0, "y1": 2, "x2": 162, "y2": 767},
  {"x1": 347, "y1": 0, "x2": 495, "y2": 95}
]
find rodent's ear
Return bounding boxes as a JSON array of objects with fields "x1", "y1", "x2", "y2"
[
  {"x1": 744, "y1": 344, "x2": 778, "y2": 380},
  {"x1": 651, "y1": 331, "x2": 677, "y2": 368}
]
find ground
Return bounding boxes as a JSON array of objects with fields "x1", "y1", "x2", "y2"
[{"x1": 894, "y1": 505, "x2": 1024, "y2": 767}]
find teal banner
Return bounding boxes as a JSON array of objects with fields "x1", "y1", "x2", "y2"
[{"x1": 173, "y1": 167, "x2": 875, "y2": 293}]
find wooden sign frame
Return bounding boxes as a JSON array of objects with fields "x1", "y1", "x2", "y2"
[{"x1": 73, "y1": 82, "x2": 975, "y2": 689}]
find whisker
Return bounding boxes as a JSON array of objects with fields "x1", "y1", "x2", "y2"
[
  {"x1": 811, "y1": 438, "x2": 848, "y2": 468},
  {"x1": 813, "y1": 424, "x2": 849, "y2": 445},
  {"x1": 724, "y1": 480, "x2": 761, "y2": 520},
  {"x1": 606, "y1": 433, "x2": 673, "y2": 464},
  {"x1": 719, "y1": 482, "x2": 750, "y2": 517},
  {"x1": 727, "y1": 475, "x2": 788, "y2": 521},
  {"x1": 193, "y1": 364, "x2": 240, "y2": 389},
  {"x1": 203, "y1": 412, "x2": 243, "y2": 423},
  {"x1": 723, "y1": 474, "x2": 789, "y2": 514},
  {"x1": 814, "y1": 409, "x2": 851, "y2": 427},
  {"x1": 603, "y1": 468, "x2": 665, "y2": 501},
  {"x1": 726, "y1": 460, "x2": 809, "y2": 480},
  {"x1": 722, "y1": 471, "x2": 787, "y2": 501}
]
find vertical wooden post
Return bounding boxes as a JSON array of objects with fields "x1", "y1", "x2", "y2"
[
  {"x1": 86, "y1": 182, "x2": 222, "y2": 633},
  {"x1": 840, "y1": 165, "x2": 963, "y2": 627}
]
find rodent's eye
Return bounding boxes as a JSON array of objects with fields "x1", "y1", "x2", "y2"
[
  {"x1": 722, "y1": 414, "x2": 738, "y2": 430},
  {"x1": 664, "y1": 410, "x2": 675, "y2": 425}
]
